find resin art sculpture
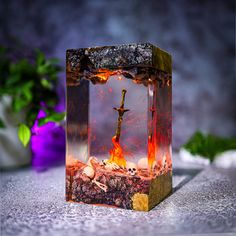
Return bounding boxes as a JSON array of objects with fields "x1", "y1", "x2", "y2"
[{"x1": 66, "y1": 43, "x2": 172, "y2": 211}]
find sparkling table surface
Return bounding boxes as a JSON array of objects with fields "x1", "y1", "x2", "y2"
[{"x1": 1, "y1": 160, "x2": 236, "y2": 236}]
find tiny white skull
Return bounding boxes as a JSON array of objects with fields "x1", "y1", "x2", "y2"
[{"x1": 126, "y1": 161, "x2": 137, "y2": 176}]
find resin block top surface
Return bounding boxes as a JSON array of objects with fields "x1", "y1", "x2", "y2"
[{"x1": 66, "y1": 43, "x2": 171, "y2": 86}]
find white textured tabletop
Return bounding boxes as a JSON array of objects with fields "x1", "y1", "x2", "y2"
[{"x1": 1, "y1": 162, "x2": 236, "y2": 236}]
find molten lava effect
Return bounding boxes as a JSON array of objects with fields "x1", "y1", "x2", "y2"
[
  {"x1": 94, "y1": 69, "x2": 123, "y2": 82},
  {"x1": 108, "y1": 136, "x2": 126, "y2": 168},
  {"x1": 95, "y1": 69, "x2": 113, "y2": 82},
  {"x1": 148, "y1": 136, "x2": 156, "y2": 170}
]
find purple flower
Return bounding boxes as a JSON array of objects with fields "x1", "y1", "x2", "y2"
[{"x1": 31, "y1": 109, "x2": 65, "y2": 171}]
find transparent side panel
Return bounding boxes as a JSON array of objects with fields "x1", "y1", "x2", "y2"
[
  {"x1": 147, "y1": 78, "x2": 172, "y2": 175},
  {"x1": 155, "y1": 79, "x2": 172, "y2": 172},
  {"x1": 66, "y1": 81, "x2": 89, "y2": 164}
]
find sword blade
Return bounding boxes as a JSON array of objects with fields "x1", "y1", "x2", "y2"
[{"x1": 113, "y1": 89, "x2": 129, "y2": 142}]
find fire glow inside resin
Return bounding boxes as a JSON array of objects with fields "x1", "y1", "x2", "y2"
[{"x1": 66, "y1": 43, "x2": 172, "y2": 211}]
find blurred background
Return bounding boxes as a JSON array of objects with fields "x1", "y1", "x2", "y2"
[{"x1": 0, "y1": 0, "x2": 235, "y2": 169}]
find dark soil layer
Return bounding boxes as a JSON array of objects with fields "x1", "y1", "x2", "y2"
[{"x1": 66, "y1": 160, "x2": 153, "y2": 209}]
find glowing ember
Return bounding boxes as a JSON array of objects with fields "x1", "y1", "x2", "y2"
[
  {"x1": 108, "y1": 136, "x2": 126, "y2": 168},
  {"x1": 91, "y1": 69, "x2": 113, "y2": 83},
  {"x1": 148, "y1": 136, "x2": 156, "y2": 170},
  {"x1": 93, "y1": 69, "x2": 123, "y2": 82}
]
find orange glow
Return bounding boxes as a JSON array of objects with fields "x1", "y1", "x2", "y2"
[
  {"x1": 66, "y1": 155, "x2": 79, "y2": 166},
  {"x1": 108, "y1": 136, "x2": 126, "y2": 168},
  {"x1": 94, "y1": 69, "x2": 112, "y2": 81},
  {"x1": 147, "y1": 136, "x2": 156, "y2": 170},
  {"x1": 132, "y1": 79, "x2": 142, "y2": 84},
  {"x1": 94, "y1": 69, "x2": 121, "y2": 82}
]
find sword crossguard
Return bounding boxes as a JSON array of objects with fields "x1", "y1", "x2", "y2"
[
  {"x1": 113, "y1": 89, "x2": 129, "y2": 113},
  {"x1": 113, "y1": 107, "x2": 130, "y2": 115}
]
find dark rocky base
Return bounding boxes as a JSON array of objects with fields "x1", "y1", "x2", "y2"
[{"x1": 66, "y1": 159, "x2": 172, "y2": 211}]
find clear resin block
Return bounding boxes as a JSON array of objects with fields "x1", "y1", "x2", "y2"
[{"x1": 66, "y1": 43, "x2": 172, "y2": 211}]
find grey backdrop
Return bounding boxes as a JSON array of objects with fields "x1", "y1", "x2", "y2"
[{"x1": 1, "y1": 0, "x2": 235, "y2": 149}]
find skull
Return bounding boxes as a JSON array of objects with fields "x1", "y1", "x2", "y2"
[{"x1": 126, "y1": 161, "x2": 137, "y2": 176}]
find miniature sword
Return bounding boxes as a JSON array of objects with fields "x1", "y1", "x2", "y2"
[{"x1": 113, "y1": 89, "x2": 129, "y2": 142}]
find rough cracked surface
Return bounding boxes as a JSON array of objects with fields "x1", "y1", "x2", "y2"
[
  {"x1": 67, "y1": 43, "x2": 171, "y2": 71},
  {"x1": 1, "y1": 165, "x2": 236, "y2": 236},
  {"x1": 66, "y1": 43, "x2": 171, "y2": 86}
]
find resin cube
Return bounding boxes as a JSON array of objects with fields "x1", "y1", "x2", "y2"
[{"x1": 66, "y1": 43, "x2": 172, "y2": 211}]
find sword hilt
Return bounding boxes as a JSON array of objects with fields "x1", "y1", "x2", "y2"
[
  {"x1": 113, "y1": 89, "x2": 129, "y2": 114},
  {"x1": 120, "y1": 89, "x2": 127, "y2": 108}
]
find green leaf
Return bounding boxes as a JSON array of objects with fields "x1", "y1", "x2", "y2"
[
  {"x1": 11, "y1": 81, "x2": 33, "y2": 112},
  {"x1": 183, "y1": 131, "x2": 236, "y2": 162},
  {"x1": 26, "y1": 107, "x2": 40, "y2": 127},
  {"x1": 38, "y1": 112, "x2": 65, "y2": 126},
  {"x1": 0, "y1": 46, "x2": 62, "y2": 133},
  {"x1": 6, "y1": 74, "x2": 21, "y2": 86},
  {"x1": 22, "y1": 81, "x2": 33, "y2": 101},
  {"x1": 40, "y1": 78, "x2": 52, "y2": 89},
  {"x1": 0, "y1": 118, "x2": 5, "y2": 128},
  {"x1": 12, "y1": 98, "x2": 28, "y2": 112},
  {"x1": 36, "y1": 50, "x2": 45, "y2": 66},
  {"x1": 0, "y1": 46, "x2": 6, "y2": 54},
  {"x1": 48, "y1": 58, "x2": 60, "y2": 64},
  {"x1": 18, "y1": 123, "x2": 31, "y2": 147},
  {"x1": 37, "y1": 63, "x2": 50, "y2": 74}
]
